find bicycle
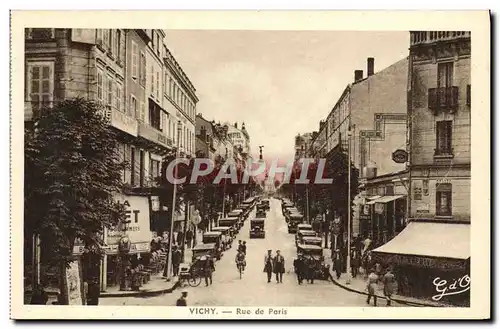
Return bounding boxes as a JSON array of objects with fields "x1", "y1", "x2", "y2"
[
  {"x1": 179, "y1": 266, "x2": 203, "y2": 287},
  {"x1": 236, "y1": 261, "x2": 245, "y2": 279}
]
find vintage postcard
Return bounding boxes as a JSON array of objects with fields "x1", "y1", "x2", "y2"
[{"x1": 10, "y1": 10, "x2": 490, "y2": 320}]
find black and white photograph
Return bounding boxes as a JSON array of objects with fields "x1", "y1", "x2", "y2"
[{"x1": 10, "y1": 10, "x2": 490, "y2": 320}]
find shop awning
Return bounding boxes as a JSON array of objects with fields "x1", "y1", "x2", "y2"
[
  {"x1": 366, "y1": 195, "x2": 382, "y2": 205},
  {"x1": 373, "y1": 221, "x2": 470, "y2": 260},
  {"x1": 373, "y1": 195, "x2": 406, "y2": 204}
]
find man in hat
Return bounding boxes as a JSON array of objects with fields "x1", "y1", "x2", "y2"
[
  {"x1": 264, "y1": 249, "x2": 273, "y2": 283},
  {"x1": 202, "y1": 255, "x2": 215, "y2": 286},
  {"x1": 171, "y1": 245, "x2": 182, "y2": 277},
  {"x1": 293, "y1": 253, "x2": 305, "y2": 285},
  {"x1": 176, "y1": 291, "x2": 188, "y2": 306},
  {"x1": 273, "y1": 250, "x2": 285, "y2": 283},
  {"x1": 333, "y1": 249, "x2": 343, "y2": 280}
]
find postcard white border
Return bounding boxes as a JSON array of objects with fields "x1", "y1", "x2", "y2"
[{"x1": 10, "y1": 10, "x2": 491, "y2": 320}]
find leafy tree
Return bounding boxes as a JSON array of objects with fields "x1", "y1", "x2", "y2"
[{"x1": 25, "y1": 98, "x2": 126, "y2": 304}]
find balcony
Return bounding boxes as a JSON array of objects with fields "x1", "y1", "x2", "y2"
[
  {"x1": 410, "y1": 31, "x2": 470, "y2": 47},
  {"x1": 138, "y1": 122, "x2": 172, "y2": 149},
  {"x1": 428, "y1": 87, "x2": 459, "y2": 114},
  {"x1": 108, "y1": 106, "x2": 138, "y2": 137}
]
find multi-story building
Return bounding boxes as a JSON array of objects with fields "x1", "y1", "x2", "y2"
[
  {"x1": 195, "y1": 114, "x2": 217, "y2": 160},
  {"x1": 163, "y1": 45, "x2": 198, "y2": 158},
  {"x1": 24, "y1": 28, "x2": 198, "y2": 292},
  {"x1": 294, "y1": 132, "x2": 314, "y2": 160},
  {"x1": 372, "y1": 31, "x2": 471, "y2": 304},
  {"x1": 309, "y1": 57, "x2": 409, "y2": 239}
]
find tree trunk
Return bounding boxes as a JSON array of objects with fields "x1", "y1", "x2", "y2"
[{"x1": 59, "y1": 262, "x2": 69, "y2": 305}]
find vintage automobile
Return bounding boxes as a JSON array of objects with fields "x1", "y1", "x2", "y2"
[
  {"x1": 284, "y1": 207, "x2": 300, "y2": 222},
  {"x1": 296, "y1": 244, "x2": 329, "y2": 279},
  {"x1": 191, "y1": 243, "x2": 217, "y2": 262},
  {"x1": 287, "y1": 213, "x2": 304, "y2": 233},
  {"x1": 259, "y1": 199, "x2": 270, "y2": 211},
  {"x1": 302, "y1": 236, "x2": 323, "y2": 248},
  {"x1": 202, "y1": 232, "x2": 223, "y2": 259},
  {"x1": 297, "y1": 223, "x2": 313, "y2": 231},
  {"x1": 218, "y1": 217, "x2": 239, "y2": 231},
  {"x1": 249, "y1": 218, "x2": 265, "y2": 238},
  {"x1": 256, "y1": 203, "x2": 267, "y2": 213},
  {"x1": 295, "y1": 230, "x2": 317, "y2": 245},
  {"x1": 255, "y1": 208, "x2": 267, "y2": 218},
  {"x1": 211, "y1": 226, "x2": 233, "y2": 250},
  {"x1": 281, "y1": 201, "x2": 294, "y2": 216}
]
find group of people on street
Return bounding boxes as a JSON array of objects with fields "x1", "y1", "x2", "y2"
[
  {"x1": 366, "y1": 265, "x2": 395, "y2": 306},
  {"x1": 263, "y1": 249, "x2": 285, "y2": 283},
  {"x1": 293, "y1": 253, "x2": 319, "y2": 285}
]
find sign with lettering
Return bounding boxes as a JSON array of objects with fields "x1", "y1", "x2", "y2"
[
  {"x1": 110, "y1": 108, "x2": 138, "y2": 137},
  {"x1": 107, "y1": 195, "x2": 152, "y2": 252},
  {"x1": 392, "y1": 149, "x2": 409, "y2": 164},
  {"x1": 372, "y1": 252, "x2": 465, "y2": 270}
]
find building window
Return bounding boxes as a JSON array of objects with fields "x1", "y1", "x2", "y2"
[
  {"x1": 436, "y1": 183, "x2": 452, "y2": 216},
  {"x1": 139, "y1": 52, "x2": 146, "y2": 86},
  {"x1": 96, "y1": 70, "x2": 104, "y2": 104},
  {"x1": 130, "y1": 147, "x2": 136, "y2": 186},
  {"x1": 96, "y1": 29, "x2": 103, "y2": 45},
  {"x1": 115, "y1": 82, "x2": 122, "y2": 112},
  {"x1": 130, "y1": 95, "x2": 137, "y2": 118},
  {"x1": 25, "y1": 28, "x2": 55, "y2": 40},
  {"x1": 169, "y1": 78, "x2": 173, "y2": 97},
  {"x1": 106, "y1": 76, "x2": 113, "y2": 106},
  {"x1": 152, "y1": 31, "x2": 156, "y2": 51},
  {"x1": 115, "y1": 30, "x2": 121, "y2": 62},
  {"x1": 131, "y1": 41, "x2": 138, "y2": 79},
  {"x1": 436, "y1": 120, "x2": 453, "y2": 156},
  {"x1": 151, "y1": 66, "x2": 155, "y2": 96},
  {"x1": 438, "y1": 62, "x2": 454, "y2": 88},
  {"x1": 27, "y1": 61, "x2": 54, "y2": 116},
  {"x1": 103, "y1": 29, "x2": 110, "y2": 51},
  {"x1": 150, "y1": 158, "x2": 160, "y2": 181},
  {"x1": 156, "y1": 72, "x2": 160, "y2": 99},
  {"x1": 140, "y1": 101, "x2": 145, "y2": 122},
  {"x1": 110, "y1": 30, "x2": 116, "y2": 55},
  {"x1": 149, "y1": 100, "x2": 161, "y2": 131},
  {"x1": 385, "y1": 185, "x2": 394, "y2": 196},
  {"x1": 156, "y1": 34, "x2": 161, "y2": 56}
]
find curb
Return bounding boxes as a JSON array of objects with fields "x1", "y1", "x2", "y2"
[
  {"x1": 99, "y1": 280, "x2": 181, "y2": 298},
  {"x1": 328, "y1": 272, "x2": 449, "y2": 308}
]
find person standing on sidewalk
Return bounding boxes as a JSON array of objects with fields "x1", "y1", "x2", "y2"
[
  {"x1": 383, "y1": 266, "x2": 395, "y2": 306},
  {"x1": 333, "y1": 250, "x2": 343, "y2": 280},
  {"x1": 351, "y1": 247, "x2": 360, "y2": 278},
  {"x1": 202, "y1": 255, "x2": 215, "y2": 286},
  {"x1": 293, "y1": 254, "x2": 305, "y2": 285},
  {"x1": 171, "y1": 245, "x2": 182, "y2": 277},
  {"x1": 185, "y1": 228, "x2": 193, "y2": 249},
  {"x1": 366, "y1": 268, "x2": 379, "y2": 306},
  {"x1": 264, "y1": 250, "x2": 274, "y2": 283},
  {"x1": 176, "y1": 291, "x2": 188, "y2": 306},
  {"x1": 273, "y1": 250, "x2": 285, "y2": 283}
]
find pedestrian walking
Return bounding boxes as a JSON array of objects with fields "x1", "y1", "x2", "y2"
[
  {"x1": 333, "y1": 250, "x2": 343, "y2": 280},
  {"x1": 172, "y1": 245, "x2": 182, "y2": 277},
  {"x1": 305, "y1": 256, "x2": 315, "y2": 284},
  {"x1": 185, "y1": 228, "x2": 193, "y2": 249},
  {"x1": 176, "y1": 291, "x2": 188, "y2": 306},
  {"x1": 351, "y1": 247, "x2": 361, "y2": 278},
  {"x1": 383, "y1": 266, "x2": 395, "y2": 306},
  {"x1": 177, "y1": 230, "x2": 184, "y2": 248},
  {"x1": 366, "y1": 268, "x2": 379, "y2": 306},
  {"x1": 264, "y1": 250, "x2": 274, "y2": 283},
  {"x1": 202, "y1": 255, "x2": 215, "y2": 286},
  {"x1": 237, "y1": 240, "x2": 243, "y2": 253},
  {"x1": 242, "y1": 241, "x2": 247, "y2": 255},
  {"x1": 293, "y1": 254, "x2": 305, "y2": 284},
  {"x1": 273, "y1": 250, "x2": 285, "y2": 283}
]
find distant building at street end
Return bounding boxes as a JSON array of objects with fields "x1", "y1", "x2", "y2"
[{"x1": 294, "y1": 132, "x2": 314, "y2": 160}]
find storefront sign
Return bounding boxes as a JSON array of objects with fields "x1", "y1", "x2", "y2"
[
  {"x1": 110, "y1": 108, "x2": 138, "y2": 137},
  {"x1": 392, "y1": 149, "x2": 409, "y2": 163},
  {"x1": 107, "y1": 195, "x2": 152, "y2": 253},
  {"x1": 374, "y1": 253, "x2": 465, "y2": 270},
  {"x1": 374, "y1": 203, "x2": 384, "y2": 214}
]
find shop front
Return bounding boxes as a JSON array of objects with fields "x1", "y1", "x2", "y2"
[
  {"x1": 101, "y1": 194, "x2": 154, "y2": 291},
  {"x1": 372, "y1": 220, "x2": 470, "y2": 305}
]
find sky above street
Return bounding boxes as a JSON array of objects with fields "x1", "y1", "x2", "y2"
[{"x1": 165, "y1": 30, "x2": 409, "y2": 162}]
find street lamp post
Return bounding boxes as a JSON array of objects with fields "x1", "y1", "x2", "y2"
[
  {"x1": 166, "y1": 121, "x2": 182, "y2": 281},
  {"x1": 346, "y1": 126, "x2": 353, "y2": 285}
]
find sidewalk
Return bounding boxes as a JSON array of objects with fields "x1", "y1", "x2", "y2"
[
  {"x1": 322, "y1": 248, "x2": 453, "y2": 307},
  {"x1": 101, "y1": 234, "x2": 204, "y2": 298}
]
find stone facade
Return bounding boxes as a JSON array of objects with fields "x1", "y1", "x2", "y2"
[{"x1": 408, "y1": 31, "x2": 471, "y2": 222}]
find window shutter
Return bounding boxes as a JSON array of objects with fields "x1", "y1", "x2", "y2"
[{"x1": 140, "y1": 101, "x2": 145, "y2": 122}]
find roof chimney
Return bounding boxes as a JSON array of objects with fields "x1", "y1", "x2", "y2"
[
  {"x1": 354, "y1": 70, "x2": 363, "y2": 82},
  {"x1": 367, "y1": 57, "x2": 374, "y2": 77},
  {"x1": 234, "y1": 122, "x2": 238, "y2": 128}
]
